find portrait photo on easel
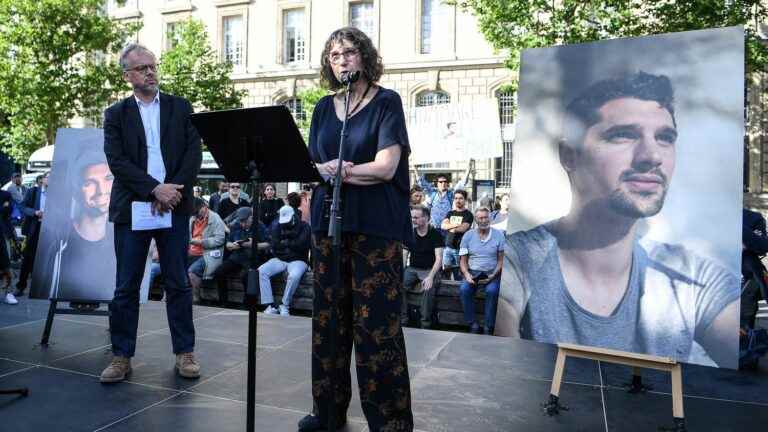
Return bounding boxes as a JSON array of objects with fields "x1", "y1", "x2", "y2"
[
  {"x1": 28, "y1": 128, "x2": 151, "y2": 304},
  {"x1": 497, "y1": 26, "x2": 744, "y2": 369}
]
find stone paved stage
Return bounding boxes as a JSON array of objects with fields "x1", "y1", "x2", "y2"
[{"x1": 1, "y1": 298, "x2": 767, "y2": 431}]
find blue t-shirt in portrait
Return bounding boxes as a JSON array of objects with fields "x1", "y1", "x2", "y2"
[{"x1": 308, "y1": 87, "x2": 412, "y2": 243}]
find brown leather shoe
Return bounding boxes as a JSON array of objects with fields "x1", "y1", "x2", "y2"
[
  {"x1": 100, "y1": 356, "x2": 131, "y2": 383},
  {"x1": 175, "y1": 352, "x2": 201, "y2": 379}
]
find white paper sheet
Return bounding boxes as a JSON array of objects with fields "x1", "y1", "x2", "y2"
[{"x1": 131, "y1": 201, "x2": 172, "y2": 231}]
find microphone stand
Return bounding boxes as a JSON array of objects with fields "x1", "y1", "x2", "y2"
[
  {"x1": 246, "y1": 161, "x2": 262, "y2": 432},
  {"x1": 326, "y1": 73, "x2": 356, "y2": 432}
]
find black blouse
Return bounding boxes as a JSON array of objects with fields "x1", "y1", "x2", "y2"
[{"x1": 308, "y1": 87, "x2": 412, "y2": 243}]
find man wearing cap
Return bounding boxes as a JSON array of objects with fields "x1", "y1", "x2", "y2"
[
  {"x1": 186, "y1": 198, "x2": 226, "y2": 303},
  {"x1": 213, "y1": 207, "x2": 270, "y2": 306},
  {"x1": 259, "y1": 205, "x2": 310, "y2": 316}
]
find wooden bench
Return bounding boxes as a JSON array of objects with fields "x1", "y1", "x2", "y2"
[{"x1": 152, "y1": 270, "x2": 492, "y2": 330}]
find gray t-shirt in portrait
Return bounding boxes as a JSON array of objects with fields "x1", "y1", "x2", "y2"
[{"x1": 506, "y1": 224, "x2": 739, "y2": 366}]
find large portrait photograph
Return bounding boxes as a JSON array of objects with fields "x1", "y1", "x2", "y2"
[
  {"x1": 497, "y1": 27, "x2": 744, "y2": 368},
  {"x1": 29, "y1": 128, "x2": 150, "y2": 303}
]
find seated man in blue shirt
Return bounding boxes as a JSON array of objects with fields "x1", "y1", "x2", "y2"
[{"x1": 458, "y1": 207, "x2": 505, "y2": 335}]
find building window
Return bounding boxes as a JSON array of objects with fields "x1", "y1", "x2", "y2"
[
  {"x1": 165, "y1": 22, "x2": 182, "y2": 51},
  {"x1": 420, "y1": 0, "x2": 451, "y2": 54},
  {"x1": 349, "y1": 1, "x2": 375, "y2": 38},
  {"x1": 496, "y1": 89, "x2": 515, "y2": 187},
  {"x1": 222, "y1": 15, "x2": 244, "y2": 70},
  {"x1": 110, "y1": 0, "x2": 137, "y2": 9},
  {"x1": 283, "y1": 98, "x2": 306, "y2": 123},
  {"x1": 283, "y1": 9, "x2": 306, "y2": 64},
  {"x1": 416, "y1": 90, "x2": 450, "y2": 107}
]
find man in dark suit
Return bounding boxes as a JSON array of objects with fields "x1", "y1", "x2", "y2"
[
  {"x1": 100, "y1": 43, "x2": 202, "y2": 383},
  {"x1": 14, "y1": 171, "x2": 48, "y2": 296}
]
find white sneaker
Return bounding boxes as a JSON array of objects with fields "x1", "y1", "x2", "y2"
[
  {"x1": 279, "y1": 304, "x2": 289, "y2": 316},
  {"x1": 4, "y1": 292, "x2": 18, "y2": 305},
  {"x1": 264, "y1": 305, "x2": 279, "y2": 315}
]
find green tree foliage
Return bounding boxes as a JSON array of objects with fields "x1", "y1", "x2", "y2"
[
  {"x1": 296, "y1": 86, "x2": 329, "y2": 140},
  {"x1": 159, "y1": 19, "x2": 245, "y2": 112},
  {"x1": 0, "y1": 0, "x2": 136, "y2": 161},
  {"x1": 452, "y1": 0, "x2": 768, "y2": 72}
]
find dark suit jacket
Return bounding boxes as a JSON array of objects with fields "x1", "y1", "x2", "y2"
[
  {"x1": 103, "y1": 92, "x2": 202, "y2": 224},
  {"x1": 21, "y1": 186, "x2": 44, "y2": 237},
  {"x1": 0, "y1": 189, "x2": 14, "y2": 240}
]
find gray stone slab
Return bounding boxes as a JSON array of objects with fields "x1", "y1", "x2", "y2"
[
  {"x1": 0, "y1": 366, "x2": 177, "y2": 432},
  {"x1": 427, "y1": 333, "x2": 601, "y2": 385},
  {"x1": 600, "y1": 361, "x2": 768, "y2": 406},
  {"x1": 0, "y1": 318, "x2": 111, "y2": 364},
  {"x1": 402, "y1": 328, "x2": 456, "y2": 367},
  {"x1": 0, "y1": 358, "x2": 32, "y2": 378},
  {"x1": 99, "y1": 392, "x2": 369, "y2": 432},
  {"x1": 603, "y1": 385, "x2": 768, "y2": 431},
  {"x1": 410, "y1": 366, "x2": 605, "y2": 432},
  {"x1": 192, "y1": 310, "x2": 311, "y2": 348},
  {"x1": 51, "y1": 332, "x2": 248, "y2": 390}
]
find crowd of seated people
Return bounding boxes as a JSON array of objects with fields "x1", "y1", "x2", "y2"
[
  {"x1": 144, "y1": 176, "x2": 509, "y2": 335},
  {"x1": 149, "y1": 184, "x2": 311, "y2": 317}
]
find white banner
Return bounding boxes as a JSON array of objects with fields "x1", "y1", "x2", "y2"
[{"x1": 407, "y1": 99, "x2": 503, "y2": 164}]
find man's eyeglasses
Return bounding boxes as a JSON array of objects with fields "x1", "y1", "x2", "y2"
[
  {"x1": 436, "y1": 180, "x2": 448, "y2": 184},
  {"x1": 230, "y1": 185, "x2": 241, "y2": 189},
  {"x1": 328, "y1": 48, "x2": 359, "y2": 64},
  {"x1": 124, "y1": 63, "x2": 158, "y2": 75}
]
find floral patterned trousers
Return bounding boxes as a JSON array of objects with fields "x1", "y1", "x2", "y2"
[{"x1": 311, "y1": 233, "x2": 414, "y2": 432}]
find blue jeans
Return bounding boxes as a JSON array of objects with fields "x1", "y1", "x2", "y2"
[
  {"x1": 459, "y1": 269, "x2": 501, "y2": 331},
  {"x1": 258, "y1": 257, "x2": 308, "y2": 306},
  {"x1": 443, "y1": 247, "x2": 462, "y2": 280},
  {"x1": 110, "y1": 213, "x2": 194, "y2": 357},
  {"x1": 148, "y1": 262, "x2": 162, "y2": 286}
]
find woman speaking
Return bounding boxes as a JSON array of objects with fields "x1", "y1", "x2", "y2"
[{"x1": 298, "y1": 27, "x2": 414, "y2": 432}]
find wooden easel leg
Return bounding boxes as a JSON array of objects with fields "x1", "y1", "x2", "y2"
[
  {"x1": 543, "y1": 348, "x2": 569, "y2": 415},
  {"x1": 550, "y1": 348, "x2": 566, "y2": 396},
  {"x1": 659, "y1": 364, "x2": 687, "y2": 431},
  {"x1": 671, "y1": 364, "x2": 685, "y2": 419}
]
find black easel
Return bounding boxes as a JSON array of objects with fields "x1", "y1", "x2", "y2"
[
  {"x1": 191, "y1": 106, "x2": 321, "y2": 432},
  {"x1": 41, "y1": 299, "x2": 109, "y2": 346}
]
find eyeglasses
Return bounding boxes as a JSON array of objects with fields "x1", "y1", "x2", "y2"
[
  {"x1": 328, "y1": 48, "x2": 359, "y2": 64},
  {"x1": 230, "y1": 185, "x2": 241, "y2": 189},
  {"x1": 436, "y1": 180, "x2": 448, "y2": 184},
  {"x1": 124, "y1": 63, "x2": 158, "y2": 75}
]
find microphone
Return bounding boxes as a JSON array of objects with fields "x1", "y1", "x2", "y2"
[{"x1": 340, "y1": 71, "x2": 360, "y2": 85}]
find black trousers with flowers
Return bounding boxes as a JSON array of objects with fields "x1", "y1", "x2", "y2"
[{"x1": 311, "y1": 233, "x2": 414, "y2": 432}]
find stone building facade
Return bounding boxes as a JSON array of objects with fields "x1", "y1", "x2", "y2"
[{"x1": 107, "y1": 0, "x2": 516, "y2": 194}]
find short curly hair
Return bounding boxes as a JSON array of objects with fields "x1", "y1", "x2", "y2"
[
  {"x1": 320, "y1": 27, "x2": 383, "y2": 91},
  {"x1": 562, "y1": 71, "x2": 676, "y2": 148}
]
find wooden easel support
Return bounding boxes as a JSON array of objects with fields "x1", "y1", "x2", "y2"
[{"x1": 545, "y1": 343, "x2": 687, "y2": 432}]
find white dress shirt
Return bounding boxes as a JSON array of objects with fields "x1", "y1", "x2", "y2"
[{"x1": 135, "y1": 91, "x2": 166, "y2": 183}]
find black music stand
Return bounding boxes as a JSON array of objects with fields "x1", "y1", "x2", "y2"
[{"x1": 191, "y1": 106, "x2": 321, "y2": 432}]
